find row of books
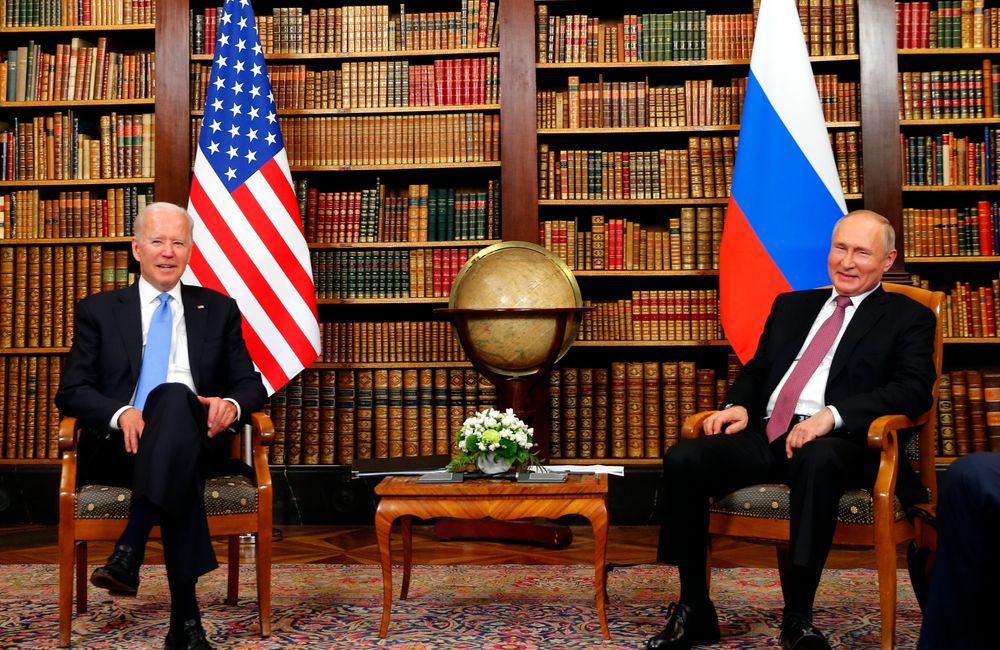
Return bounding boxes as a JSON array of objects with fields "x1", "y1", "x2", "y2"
[
  {"x1": 193, "y1": 57, "x2": 499, "y2": 112},
  {"x1": 898, "y1": 65, "x2": 1000, "y2": 120},
  {"x1": 943, "y1": 277, "x2": 1000, "y2": 338},
  {"x1": 896, "y1": 0, "x2": 999, "y2": 49},
  {"x1": 535, "y1": 0, "x2": 857, "y2": 64},
  {"x1": 310, "y1": 246, "x2": 481, "y2": 299},
  {"x1": 579, "y1": 290, "x2": 722, "y2": 344},
  {"x1": 540, "y1": 209, "x2": 723, "y2": 272},
  {"x1": 538, "y1": 74, "x2": 859, "y2": 130},
  {"x1": 0, "y1": 355, "x2": 61, "y2": 460},
  {"x1": 0, "y1": 244, "x2": 116, "y2": 349},
  {"x1": 538, "y1": 140, "x2": 736, "y2": 201},
  {"x1": 548, "y1": 360, "x2": 737, "y2": 460},
  {"x1": 538, "y1": 77, "x2": 745, "y2": 130},
  {"x1": 0, "y1": 112, "x2": 154, "y2": 182},
  {"x1": 191, "y1": 2, "x2": 499, "y2": 56},
  {"x1": 1, "y1": 39, "x2": 155, "y2": 103},
  {"x1": 315, "y1": 320, "x2": 466, "y2": 364},
  {"x1": 902, "y1": 202, "x2": 1000, "y2": 257},
  {"x1": 0, "y1": 185, "x2": 149, "y2": 239},
  {"x1": 901, "y1": 128, "x2": 1000, "y2": 186},
  {"x1": 297, "y1": 180, "x2": 500, "y2": 244},
  {"x1": 271, "y1": 113, "x2": 500, "y2": 167},
  {"x1": 0, "y1": 0, "x2": 154, "y2": 27},
  {"x1": 537, "y1": 10, "x2": 713, "y2": 64},
  {"x1": 936, "y1": 368, "x2": 1000, "y2": 457},
  {"x1": 265, "y1": 367, "x2": 496, "y2": 465}
]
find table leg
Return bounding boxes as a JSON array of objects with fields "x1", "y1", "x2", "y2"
[
  {"x1": 400, "y1": 515, "x2": 413, "y2": 600},
  {"x1": 375, "y1": 506, "x2": 395, "y2": 638},
  {"x1": 590, "y1": 502, "x2": 611, "y2": 640}
]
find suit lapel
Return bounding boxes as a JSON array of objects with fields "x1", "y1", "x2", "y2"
[
  {"x1": 116, "y1": 283, "x2": 143, "y2": 383},
  {"x1": 182, "y1": 284, "x2": 207, "y2": 390},
  {"x1": 829, "y1": 285, "x2": 888, "y2": 381}
]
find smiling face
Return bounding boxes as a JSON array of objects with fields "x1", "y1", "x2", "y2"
[
  {"x1": 132, "y1": 208, "x2": 193, "y2": 292},
  {"x1": 827, "y1": 212, "x2": 896, "y2": 297}
]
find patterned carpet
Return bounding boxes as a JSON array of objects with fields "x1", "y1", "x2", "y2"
[{"x1": 1, "y1": 563, "x2": 921, "y2": 649}]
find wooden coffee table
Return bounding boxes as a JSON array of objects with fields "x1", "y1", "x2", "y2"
[{"x1": 374, "y1": 473, "x2": 610, "y2": 639}]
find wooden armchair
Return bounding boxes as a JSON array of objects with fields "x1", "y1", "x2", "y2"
[
  {"x1": 682, "y1": 283, "x2": 943, "y2": 650},
  {"x1": 57, "y1": 412, "x2": 275, "y2": 647}
]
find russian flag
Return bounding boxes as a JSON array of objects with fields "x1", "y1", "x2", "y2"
[{"x1": 720, "y1": 0, "x2": 847, "y2": 362}]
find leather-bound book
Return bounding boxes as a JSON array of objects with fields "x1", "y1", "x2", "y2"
[
  {"x1": 300, "y1": 368, "x2": 321, "y2": 464},
  {"x1": 355, "y1": 369, "x2": 374, "y2": 460},
  {"x1": 335, "y1": 369, "x2": 356, "y2": 464}
]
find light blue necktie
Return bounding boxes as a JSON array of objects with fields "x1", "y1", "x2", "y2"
[{"x1": 134, "y1": 293, "x2": 172, "y2": 411}]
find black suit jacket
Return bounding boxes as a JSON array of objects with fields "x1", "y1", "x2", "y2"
[
  {"x1": 56, "y1": 281, "x2": 267, "y2": 486},
  {"x1": 726, "y1": 286, "x2": 937, "y2": 504}
]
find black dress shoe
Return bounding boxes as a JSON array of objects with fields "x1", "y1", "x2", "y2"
[
  {"x1": 90, "y1": 544, "x2": 140, "y2": 596},
  {"x1": 164, "y1": 618, "x2": 213, "y2": 650},
  {"x1": 780, "y1": 614, "x2": 831, "y2": 650},
  {"x1": 645, "y1": 601, "x2": 721, "y2": 649}
]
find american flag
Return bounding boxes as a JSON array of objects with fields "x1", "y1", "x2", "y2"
[{"x1": 185, "y1": 0, "x2": 320, "y2": 394}]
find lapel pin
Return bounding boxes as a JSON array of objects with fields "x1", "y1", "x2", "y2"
[{"x1": 197, "y1": 305, "x2": 205, "y2": 309}]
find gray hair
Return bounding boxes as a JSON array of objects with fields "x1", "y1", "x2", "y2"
[
  {"x1": 833, "y1": 210, "x2": 895, "y2": 255},
  {"x1": 133, "y1": 202, "x2": 194, "y2": 241}
]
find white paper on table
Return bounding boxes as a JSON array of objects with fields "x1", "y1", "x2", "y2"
[{"x1": 539, "y1": 465, "x2": 625, "y2": 476}]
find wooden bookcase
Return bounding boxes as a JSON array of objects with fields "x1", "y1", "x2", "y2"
[
  {"x1": 894, "y1": 0, "x2": 1000, "y2": 459},
  {"x1": 0, "y1": 0, "x2": 158, "y2": 463},
  {"x1": 1, "y1": 0, "x2": 994, "y2": 470}
]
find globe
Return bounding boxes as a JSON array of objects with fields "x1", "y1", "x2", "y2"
[{"x1": 448, "y1": 241, "x2": 583, "y2": 378}]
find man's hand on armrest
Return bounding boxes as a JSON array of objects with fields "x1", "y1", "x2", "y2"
[{"x1": 704, "y1": 405, "x2": 749, "y2": 436}]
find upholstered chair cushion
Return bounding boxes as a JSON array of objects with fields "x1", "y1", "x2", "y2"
[
  {"x1": 709, "y1": 483, "x2": 906, "y2": 525},
  {"x1": 75, "y1": 475, "x2": 258, "y2": 519}
]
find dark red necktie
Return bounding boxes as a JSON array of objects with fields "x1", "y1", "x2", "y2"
[{"x1": 765, "y1": 295, "x2": 852, "y2": 442}]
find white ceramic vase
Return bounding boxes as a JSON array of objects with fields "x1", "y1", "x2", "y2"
[{"x1": 476, "y1": 452, "x2": 512, "y2": 475}]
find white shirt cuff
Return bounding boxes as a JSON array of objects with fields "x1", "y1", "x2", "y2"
[
  {"x1": 224, "y1": 397, "x2": 242, "y2": 423},
  {"x1": 827, "y1": 405, "x2": 844, "y2": 430},
  {"x1": 110, "y1": 405, "x2": 132, "y2": 430}
]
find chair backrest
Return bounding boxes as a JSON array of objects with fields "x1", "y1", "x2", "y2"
[{"x1": 882, "y1": 282, "x2": 945, "y2": 505}]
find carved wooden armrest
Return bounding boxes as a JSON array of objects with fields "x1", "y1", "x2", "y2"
[
  {"x1": 680, "y1": 411, "x2": 716, "y2": 440},
  {"x1": 58, "y1": 417, "x2": 80, "y2": 452},
  {"x1": 866, "y1": 414, "x2": 922, "y2": 452}
]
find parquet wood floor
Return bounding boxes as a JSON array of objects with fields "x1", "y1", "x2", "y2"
[{"x1": 0, "y1": 524, "x2": 897, "y2": 568}]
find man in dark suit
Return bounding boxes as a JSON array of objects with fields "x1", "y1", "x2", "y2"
[
  {"x1": 917, "y1": 452, "x2": 1000, "y2": 649},
  {"x1": 56, "y1": 202, "x2": 266, "y2": 650},
  {"x1": 647, "y1": 210, "x2": 937, "y2": 650}
]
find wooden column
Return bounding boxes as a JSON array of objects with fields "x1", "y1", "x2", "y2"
[
  {"x1": 499, "y1": 0, "x2": 539, "y2": 243},
  {"x1": 859, "y1": 0, "x2": 905, "y2": 273},
  {"x1": 155, "y1": 0, "x2": 192, "y2": 206}
]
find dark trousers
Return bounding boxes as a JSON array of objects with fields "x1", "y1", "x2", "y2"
[
  {"x1": 131, "y1": 383, "x2": 219, "y2": 583},
  {"x1": 657, "y1": 427, "x2": 878, "y2": 575},
  {"x1": 918, "y1": 452, "x2": 1000, "y2": 650}
]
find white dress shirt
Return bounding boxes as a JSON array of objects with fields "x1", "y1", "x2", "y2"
[
  {"x1": 110, "y1": 279, "x2": 239, "y2": 428},
  {"x1": 764, "y1": 284, "x2": 880, "y2": 429}
]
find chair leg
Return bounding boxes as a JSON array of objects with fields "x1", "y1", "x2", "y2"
[
  {"x1": 58, "y1": 536, "x2": 76, "y2": 647},
  {"x1": 256, "y1": 526, "x2": 272, "y2": 637},
  {"x1": 226, "y1": 536, "x2": 240, "y2": 606},
  {"x1": 75, "y1": 542, "x2": 88, "y2": 614},
  {"x1": 875, "y1": 541, "x2": 898, "y2": 650}
]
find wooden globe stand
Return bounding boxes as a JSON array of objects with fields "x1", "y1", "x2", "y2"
[{"x1": 435, "y1": 306, "x2": 589, "y2": 548}]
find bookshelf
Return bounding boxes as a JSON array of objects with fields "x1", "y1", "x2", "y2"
[
  {"x1": 0, "y1": 0, "x2": 158, "y2": 463},
  {"x1": 186, "y1": 0, "x2": 510, "y2": 465},
  {"x1": 532, "y1": 1, "x2": 871, "y2": 462},
  {"x1": 1, "y1": 0, "x2": 992, "y2": 474},
  {"x1": 894, "y1": 0, "x2": 1000, "y2": 459}
]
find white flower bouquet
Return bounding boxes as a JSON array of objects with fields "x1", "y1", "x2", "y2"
[{"x1": 447, "y1": 408, "x2": 540, "y2": 473}]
